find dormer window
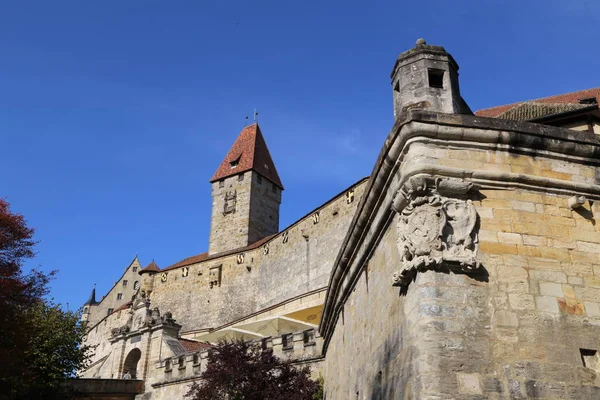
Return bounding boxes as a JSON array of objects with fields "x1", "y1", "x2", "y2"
[{"x1": 230, "y1": 156, "x2": 241, "y2": 169}]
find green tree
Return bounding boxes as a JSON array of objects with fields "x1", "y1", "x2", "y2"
[
  {"x1": 0, "y1": 198, "x2": 92, "y2": 400},
  {"x1": 185, "y1": 340, "x2": 319, "y2": 400}
]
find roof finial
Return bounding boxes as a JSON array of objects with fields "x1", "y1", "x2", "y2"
[
  {"x1": 245, "y1": 115, "x2": 249, "y2": 126},
  {"x1": 254, "y1": 109, "x2": 259, "y2": 122},
  {"x1": 416, "y1": 38, "x2": 426, "y2": 47}
]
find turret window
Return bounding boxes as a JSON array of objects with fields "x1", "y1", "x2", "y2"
[
  {"x1": 428, "y1": 69, "x2": 444, "y2": 88},
  {"x1": 237, "y1": 173, "x2": 244, "y2": 181},
  {"x1": 272, "y1": 183, "x2": 277, "y2": 193},
  {"x1": 257, "y1": 175, "x2": 262, "y2": 184}
]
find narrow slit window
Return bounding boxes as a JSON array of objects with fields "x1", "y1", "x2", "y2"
[{"x1": 428, "y1": 69, "x2": 444, "y2": 88}]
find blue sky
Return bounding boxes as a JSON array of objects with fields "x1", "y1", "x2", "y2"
[{"x1": 1, "y1": 1, "x2": 598, "y2": 310}]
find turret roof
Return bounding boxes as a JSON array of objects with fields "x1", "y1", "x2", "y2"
[
  {"x1": 139, "y1": 261, "x2": 160, "y2": 274},
  {"x1": 210, "y1": 123, "x2": 283, "y2": 189},
  {"x1": 83, "y1": 286, "x2": 97, "y2": 306}
]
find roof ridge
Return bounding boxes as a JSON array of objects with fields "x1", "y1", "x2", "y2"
[{"x1": 476, "y1": 87, "x2": 600, "y2": 115}]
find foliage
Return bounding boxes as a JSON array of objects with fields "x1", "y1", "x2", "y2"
[
  {"x1": 185, "y1": 339, "x2": 319, "y2": 400},
  {"x1": 313, "y1": 376, "x2": 324, "y2": 400},
  {"x1": 0, "y1": 198, "x2": 92, "y2": 400}
]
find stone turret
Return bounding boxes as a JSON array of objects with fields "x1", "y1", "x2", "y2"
[
  {"x1": 81, "y1": 285, "x2": 98, "y2": 322},
  {"x1": 208, "y1": 123, "x2": 283, "y2": 255},
  {"x1": 139, "y1": 261, "x2": 160, "y2": 297},
  {"x1": 390, "y1": 38, "x2": 471, "y2": 118}
]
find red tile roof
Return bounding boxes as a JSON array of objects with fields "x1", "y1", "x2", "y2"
[
  {"x1": 139, "y1": 261, "x2": 160, "y2": 274},
  {"x1": 179, "y1": 338, "x2": 212, "y2": 353},
  {"x1": 210, "y1": 123, "x2": 283, "y2": 189},
  {"x1": 162, "y1": 253, "x2": 209, "y2": 271},
  {"x1": 475, "y1": 88, "x2": 600, "y2": 118},
  {"x1": 162, "y1": 234, "x2": 276, "y2": 272}
]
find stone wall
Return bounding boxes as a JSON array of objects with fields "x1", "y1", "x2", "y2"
[
  {"x1": 148, "y1": 178, "x2": 366, "y2": 334},
  {"x1": 208, "y1": 171, "x2": 255, "y2": 254},
  {"x1": 321, "y1": 111, "x2": 600, "y2": 399}
]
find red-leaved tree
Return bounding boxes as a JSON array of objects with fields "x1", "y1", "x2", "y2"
[
  {"x1": 185, "y1": 340, "x2": 320, "y2": 400},
  {"x1": 0, "y1": 198, "x2": 91, "y2": 400}
]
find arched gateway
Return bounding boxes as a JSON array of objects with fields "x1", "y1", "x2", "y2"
[{"x1": 122, "y1": 348, "x2": 142, "y2": 379}]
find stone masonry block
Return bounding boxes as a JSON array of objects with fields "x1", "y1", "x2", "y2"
[
  {"x1": 498, "y1": 232, "x2": 523, "y2": 245},
  {"x1": 522, "y1": 234, "x2": 547, "y2": 247},
  {"x1": 584, "y1": 301, "x2": 600, "y2": 317},
  {"x1": 457, "y1": 373, "x2": 483, "y2": 395},
  {"x1": 539, "y1": 282, "x2": 564, "y2": 297},
  {"x1": 535, "y1": 296, "x2": 559, "y2": 313},
  {"x1": 509, "y1": 294, "x2": 535, "y2": 310}
]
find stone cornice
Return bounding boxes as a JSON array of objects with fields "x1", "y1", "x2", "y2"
[{"x1": 319, "y1": 110, "x2": 600, "y2": 353}]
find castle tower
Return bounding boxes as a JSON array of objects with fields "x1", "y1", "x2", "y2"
[
  {"x1": 208, "y1": 123, "x2": 283, "y2": 255},
  {"x1": 390, "y1": 38, "x2": 470, "y2": 118}
]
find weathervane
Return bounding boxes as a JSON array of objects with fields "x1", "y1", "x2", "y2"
[{"x1": 254, "y1": 109, "x2": 259, "y2": 122}]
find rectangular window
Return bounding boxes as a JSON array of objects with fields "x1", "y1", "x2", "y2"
[
  {"x1": 282, "y1": 333, "x2": 293, "y2": 350},
  {"x1": 428, "y1": 68, "x2": 444, "y2": 88},
  {"x1": 237, "y1": 173, "x2": 244, "y2": 181},
  {"x1": 123, "y1": 280, "x2": 128, "y2": 287},
  {"x1": 107, "y1": 308, "x2": 114, "y2": 315},
  {"x1": 117, "y1": 293, "x2": 123, "y2": 300},
  {"x1": 219, "y1": 180, "x2": 224, "y2": 188},
  {"x1": 303, "y1": 329, "x2": 315, "y2": 346},
  {"x1": 132, "y1": 267, "x2": 137, "y2": 272},
  {"x1": 272, "y1": 183, "x2": 277, "y2": 193},
  {"x1": 257, "y1": 174, "x2": 262, "y2": 184}
]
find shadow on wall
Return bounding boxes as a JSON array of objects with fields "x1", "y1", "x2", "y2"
[
  {"x1": 366, "y1": 322, "x2": 413, "y2": 399},
  {"x1": 398, "y1": 266, "x2": 489, "y2": 297}
]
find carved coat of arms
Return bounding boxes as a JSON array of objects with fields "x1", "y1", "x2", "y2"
[{"x1": 392, "y1": 176, "x2": 481, "y2": 288}]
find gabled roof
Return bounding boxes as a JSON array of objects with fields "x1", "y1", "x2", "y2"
[
  {"x1": 139, "y1": 261, "x2": 160, "y2": 274},
  {"x1": 475, "y1": 87, "x2": 600, "y2": 118},
  {"x1": 210, "y1": 123, "x2": 283, "y2": 189}
]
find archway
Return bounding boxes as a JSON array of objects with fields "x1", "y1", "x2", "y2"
[{"x1": 122, "y1": 348, "x2": 142, "y2": 379}]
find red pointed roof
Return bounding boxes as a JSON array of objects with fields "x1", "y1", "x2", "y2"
[
  {"x1": 210, "y1": 123, "x2": 283, "y2": 189},
  {"x1": 475, "y1": 87, "x2": 600, "y2": 118},
  {"x1": 139, "y1": 261, "x2": 160, "y2": 274}
]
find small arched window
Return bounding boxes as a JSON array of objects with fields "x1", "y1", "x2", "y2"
[{"x1": 133, "y1": 281, "x2": 140, "y2": 290}]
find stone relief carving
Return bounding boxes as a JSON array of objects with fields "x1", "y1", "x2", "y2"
[
  {"x1": 223, "y1": 190, "x2": 237, "y2": 215},
  {"x1": 110, "y1": 292, "x2": 177, "y2": 338},
  {"x1": 392, "y1": 176, "x2": 482, "y2": 289}
]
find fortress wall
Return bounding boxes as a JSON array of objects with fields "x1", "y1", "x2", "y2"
[
  {"x1": 148, "y1": 179, "x2": 367, "y2": 333},
  {"x1": 81, "y1": 309, "x2": 132, "y2": 378},
  {"x1": 323, "y1": 121, "x2": 600, "y2": 398}
]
